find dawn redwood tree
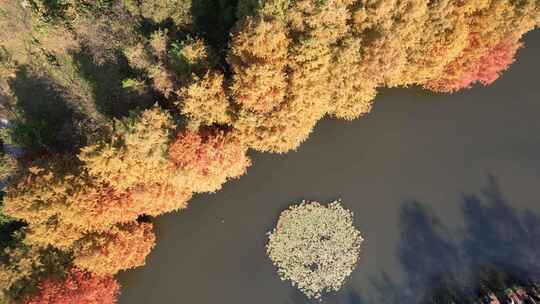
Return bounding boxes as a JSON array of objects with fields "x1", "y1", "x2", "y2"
[
  {"x1": 24, "y1": 268, "x2": 120, "y2": 304},
  {"x1": 230, "y1": 0, "x2": 353, "y2": 153},
  {"x1": 327, "y1": 37, "x2": 375, "y2": 120},
  {"x1": 228, "y1": 16, "x2": 289, "y2": 114},
  {"x1": 1, "y1": 0, "x2": 539, "y2": 300},
  {"x1": 3, "y1": 160, "x2": 89, "y2": 250},
  {"x1": 3, "y1": 163, "x2": 75, "y2": 226},
  {"x1": 61, "y1": 183, "x2": 140, "y2": 232},
  {"x1": 79, "y1": 106, "x2": 175, "y2": 191},
  {"x1": 425, "y1": 36, "x2": 522, "y2": 92},
  {"x1": 73, "y1": 222, "x2": 156, "y2": 275},
  {"x1": 22, "y1": 217, "x2": 85, "y2": 251},
  {"x1": 168, "y1": 129, "x2": 252, "y2": 193},
  {"x1": 179, "y1": 72, "x2": 232, "y2": 127},
  {"x1": 128, "y1": 183, "x2": 193, "y2": 216},
  {"x1": 471, "y1": 39, "x2": 522, "y2": 86}
]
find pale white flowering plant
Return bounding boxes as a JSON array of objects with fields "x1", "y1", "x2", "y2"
[{"x1": 266, "y1": 200, "x2": 363, "y2": 299}]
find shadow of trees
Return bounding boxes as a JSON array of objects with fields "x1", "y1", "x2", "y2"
[
  {"x1": 191, "y1": 0, "x2": 238, "y2": 54},
  {"x1": 278, "y1": 175, "x2": 540, "y2": 304},
  {"x1": 373, "y1": 175, "x2": 540, "y2": 303},
  {"x1": 5, "y1": 48, "x2": 156, "y2": 157},
  {"x1": 71, "y1": 48, "x2": 154, "y2": 119},
  {"x1": 394, "y1": 201, "x2": 474, "y2": 303},
  {"x1": 7, "y1": 66, "x2": 82, "y2": 154},
  {"x1": 462, "y1": 175, "x2": 540, "y2": 280}
]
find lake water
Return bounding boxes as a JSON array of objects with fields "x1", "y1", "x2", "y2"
[{"x1": 118, "y1": 30, "x2": 540, "y2": 304}]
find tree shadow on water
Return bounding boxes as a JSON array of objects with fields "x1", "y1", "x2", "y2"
[
  {"x1": 372, "y1": 175, "x2": 540, "y2": 303},
  {"x1": 462, "y1": 175, "x2": 540, "y2": 282},
  {"x1": 395, "y1": 200, "x2": 472, "y2": 303}
]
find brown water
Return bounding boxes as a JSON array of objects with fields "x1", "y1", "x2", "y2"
[{"x1": 118, "y1": 30, "x2": 540, "y2": 304}]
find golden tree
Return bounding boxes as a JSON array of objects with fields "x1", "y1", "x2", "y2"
[
  {"x1": 79, "y1": 106, "x2": 174, "y2": 191},
  {"x1": 73, "y1": 222, "x2": 156, "y2": 275},
  {"x1": 168, "y1": 129, "x2": 251, "y2": 193},
  {"x1": 178, "y1": 72, "x2": 232, "y2": 127},
  {"x1": 228, "y1": 16, "x2": 289, "y2": 114}
]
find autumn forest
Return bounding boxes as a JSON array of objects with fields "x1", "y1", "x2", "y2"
[{"x1": 0, "y1": 0, "x2": 539, "y2": 302}]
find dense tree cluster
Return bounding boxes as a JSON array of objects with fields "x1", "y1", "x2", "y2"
[{"x1": 0, "y1": 0, "x2": 538, "y2": 302}]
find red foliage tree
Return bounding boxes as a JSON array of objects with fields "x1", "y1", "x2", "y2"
[
  {"x1": 24, "y1": 268, "x2": 119, "y2": 304},
  {"x1": 168, "y1": 129, "x2": 251, "y2": 193},
  {"x1": 425, "y1": 36, "x2": 522, "y2": 92}
]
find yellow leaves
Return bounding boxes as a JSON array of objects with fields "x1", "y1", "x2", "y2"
[
  {"x1": 0, "y1": 241, "x2": 70, "y2": 301},
  {"x1": 73, "y1": 222, "x2": 156, "y2": 275},
  {"x1": 224, "y1": 0, "x2": 537, "y2": 154},
  {"x1": 62, "y1": 183, "x2": 138, "y2": 231},
  {"x1": 26, "y1": 167, "x2": 43, "y2": 175},
  {"x1": 237, "y1": 0, "x2": 291, "y2": 20},
  {"x1": 287, "y1": 0, "x2": 351, "y2": 43},
  {"x1": 229, "y1": 17, "x2": 289, "y2": 62},
  {"x1": 2, "y1": 0, "x2": 539, "y2": 298},
  {"x1": 233, "y1": 99, "x2": 325, "y2": 153},
  {"x1": 149, "y1": 30, "x2": 168, "y2": 60},
  {"x1": 228, "y1": 16, "x2": 289, "y2": 114},
  {"x1": 327, "y1": 37, "x2": 375, "y2": 120},
  {"x1": 3, "y1": 161, "x2": 74, "y2": 225},
  {"x1": 0, "y1": 245, "x2": 42, "y2": 293},
  {"x1": 229, "y1": 6, "x2": 346, "y2": 153},
  {"x1": 232, "y1": 63, "x2": 288, "y2": 113},
  {"x1": 168, "y1": 130, "x2": 252, "y2": 193},
  {"x1": 23, "y1": 218, "x2": 84, "y2": 250},
  {"x1": 79, "y1": 106, "x2": 174, "y2": 191},
  {"x1": 3, "y1": 107, "x2": 192, "y2": 280},
  {"x1": 176, "y1": 38, "x2": 210, "y2": 70},
  {"x1": 227, "y1": 15, "x2": 320, "y2": 153},
  {"x1": 130, "y1": 184, "x2": 192, "y2": 216},
  {"x1": 178, "y1": 72, "x2": 231, "y2": 126}
]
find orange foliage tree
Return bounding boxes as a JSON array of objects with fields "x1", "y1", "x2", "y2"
[
  {"x1": 178, "y1": 72, "x2": 232, "y2": 127},
  {"x1": 425, "y1": 36, "x2": 522, "y2": 92},
  {"x1": 1, "y1": 0, "x2": 539, "y2": 301},
  {"x1": 73, "y1": 222, "x2": 156, "y2": 275},
  {"x1": 24, "y1": 268, "x2": 120, "y2": 304},
  {"x1": 168, "y1": 129, "x2": 252, "y2": 193}
]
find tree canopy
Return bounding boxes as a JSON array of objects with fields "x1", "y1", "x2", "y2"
[{"x1": 0, "y1": 0, "x2": 538, "y2": 301}]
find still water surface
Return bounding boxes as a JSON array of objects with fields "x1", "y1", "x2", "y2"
[{"x1": 119, "y1": 31, "x2": 540, "y2": 304}]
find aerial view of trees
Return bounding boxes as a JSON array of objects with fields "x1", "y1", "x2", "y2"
[{"x1": 0, "y1": 0, "x2": 538, "y2": 302}]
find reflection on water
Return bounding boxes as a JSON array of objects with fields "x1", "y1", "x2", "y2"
[
  {"x1": 371, "y1": 175, "x2": 540, "y2": 304},
  {"x1": 285, "y1": 176, "x2": 540, "y2": 304},
  {"x1": 118, "y1": 30, "x2": 540, "y2": 304}
]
